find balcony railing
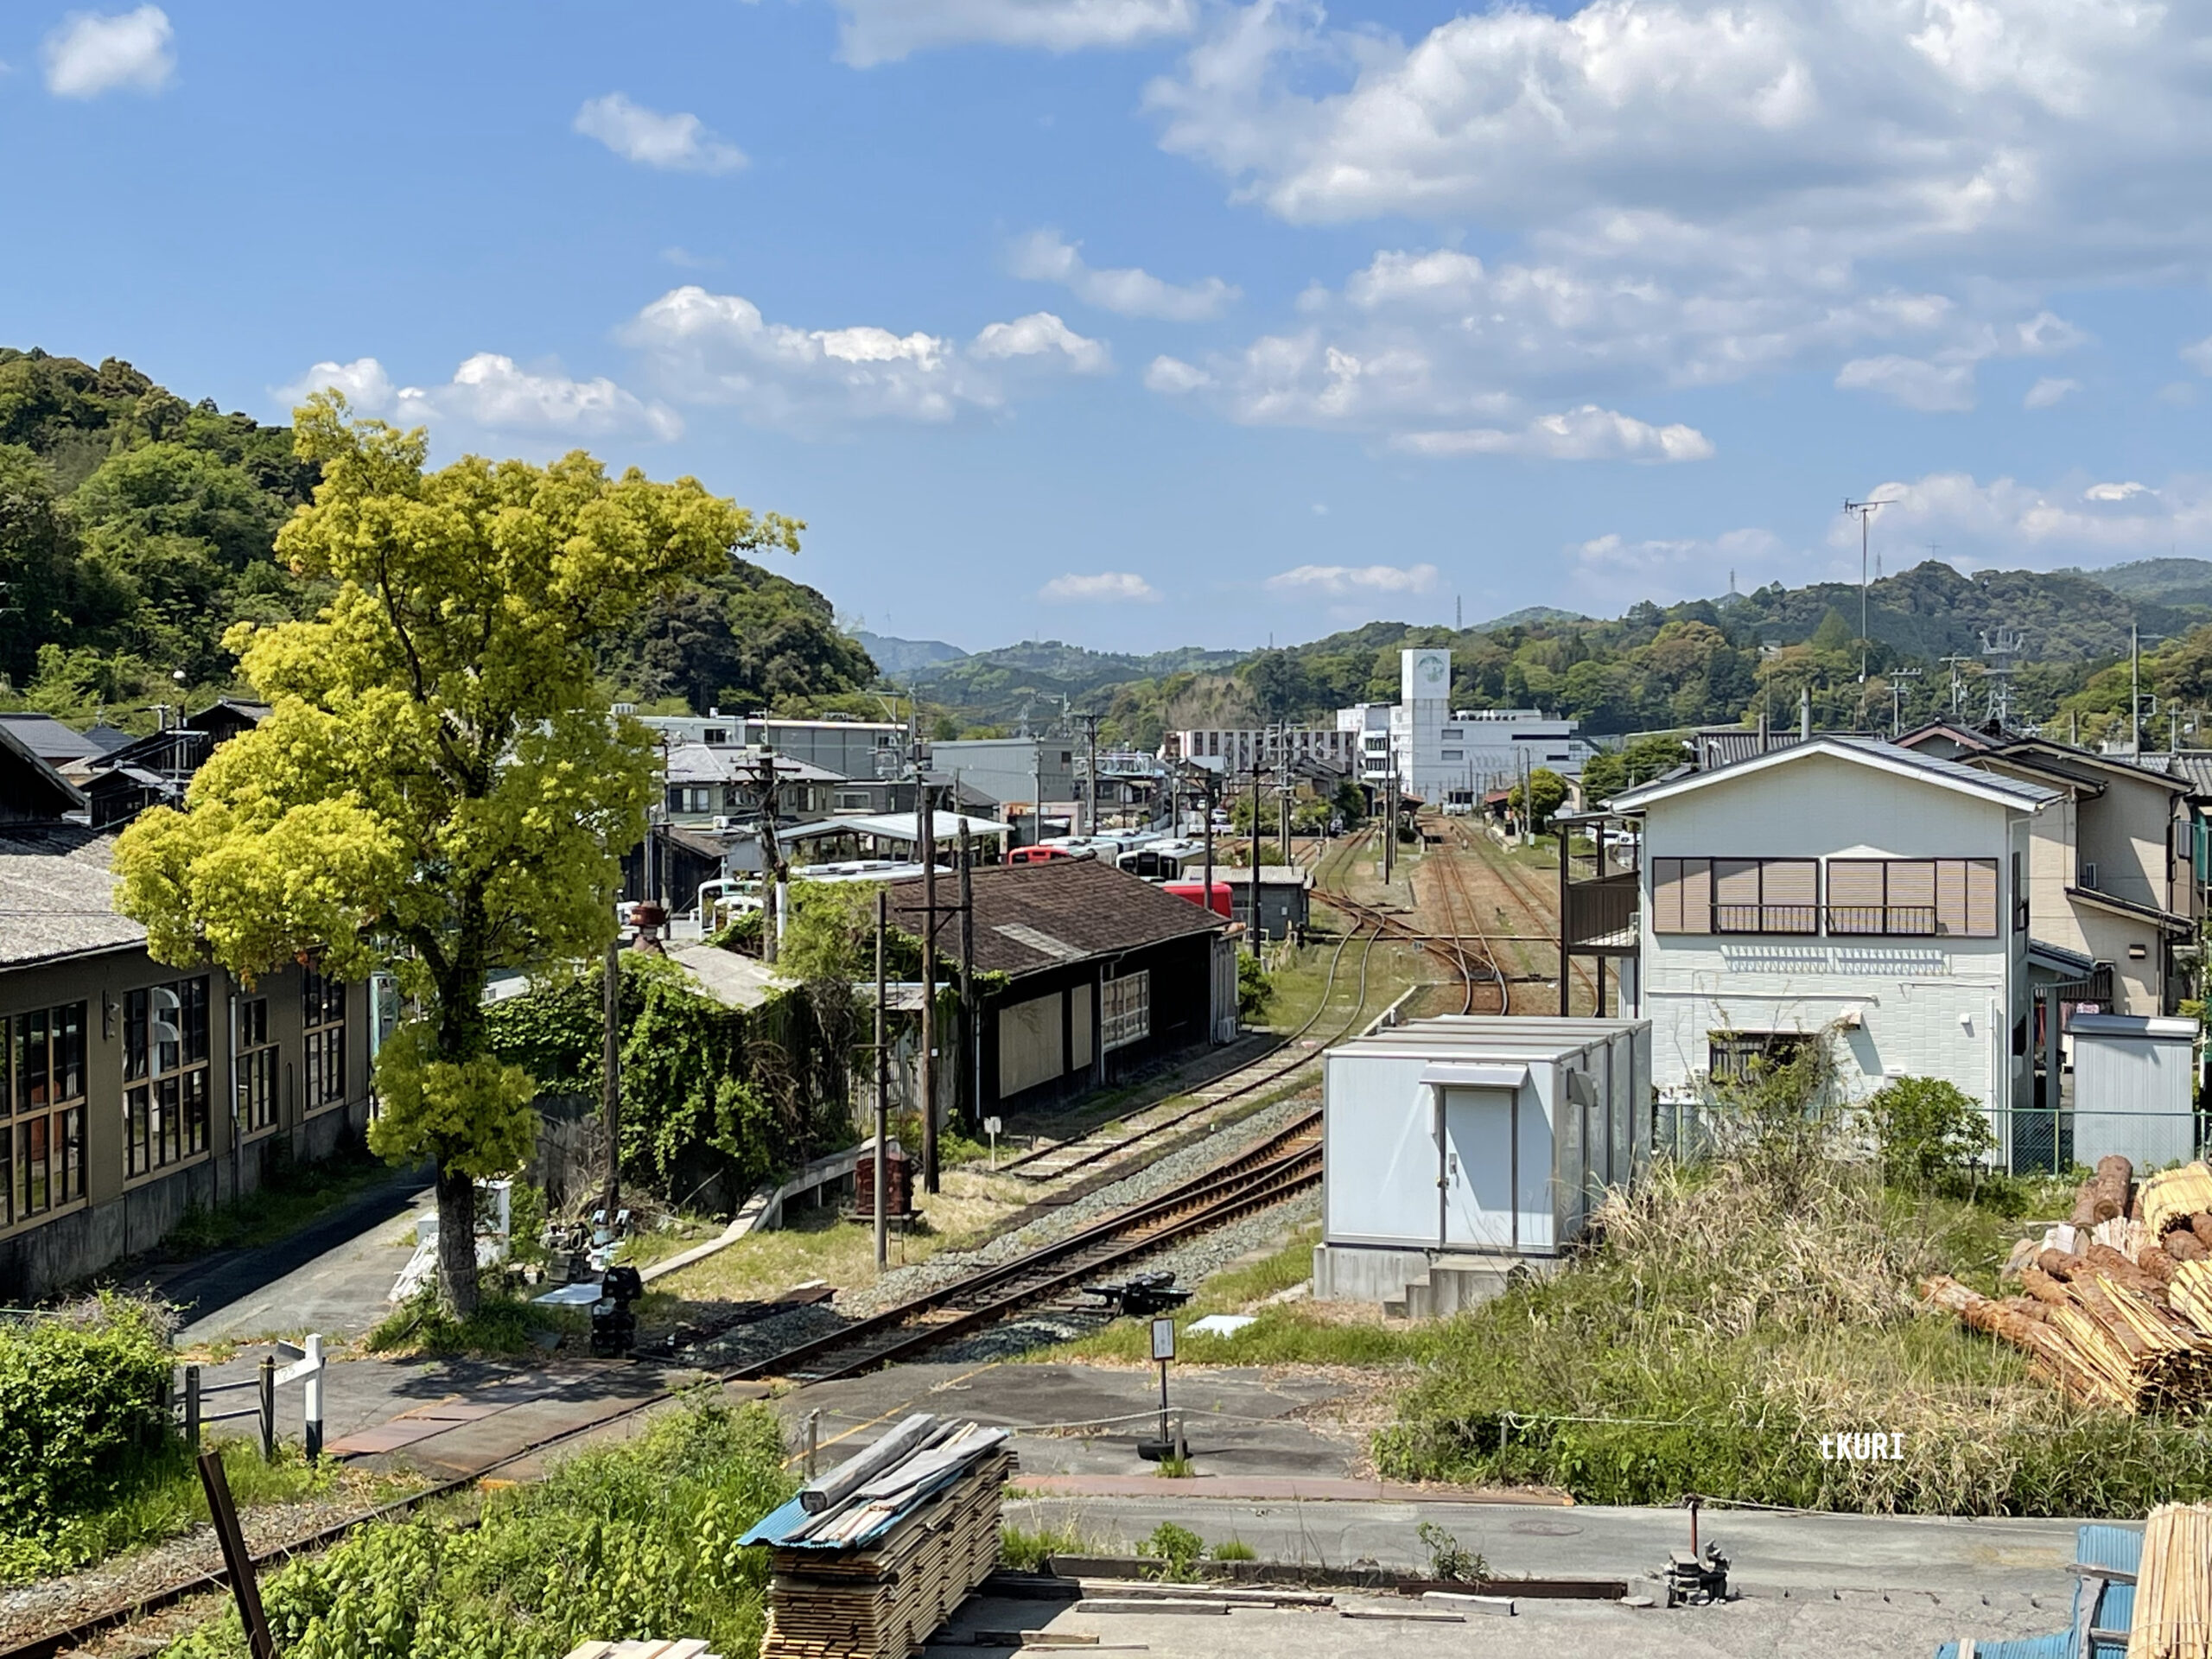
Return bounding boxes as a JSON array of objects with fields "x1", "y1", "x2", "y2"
[
  {"x1": 1827, "y1": 905, "x2": 1939, "y2": 937},
  {"x1": 1713, "y1": 904, "x2": 1820, "y2": 935}
]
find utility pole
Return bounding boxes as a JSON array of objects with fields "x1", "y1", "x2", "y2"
[
  {"x1": 1843, "y1": 497, "x2": 1896, "y2": 687},
  {"x1": 1199, "y1": 766, "x2": 1217, "y2": 918},
  {"x1": 602, "y1": 935, "x2": 620, "y2": 1218},
  {"x1": 1889, "y1": 668, "x2": 1923, "y2": 736},
  {"x1": 1383, "y1": 767, "x2": 1396, "y2": 887},
  {"x1": 957, "y1": 817, "x2": 976, "y2": 1133},
  {"x1": 917, "y1": 772, "x2": 938, "y2": 1194},
  {"x1": 874, "y1": 889, "x2": 888, "y2": 1268},
  {"x1": 752, "y1": 753, "x2": 785, "y2": 965},
  {"x1": 2132, "y1": 625, "x2": 2143, "y2": 756},
  {"x1": 1248, "y1": 750, "x2": 1265, "y2": 954},
  {"x1": 1074, "y1": 711, "x2": 1103, "y2": 838}
]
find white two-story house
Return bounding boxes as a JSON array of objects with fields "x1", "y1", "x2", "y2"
[{"x1": 1607, "y1": 738, "x2": 2057, "y2": 1154}]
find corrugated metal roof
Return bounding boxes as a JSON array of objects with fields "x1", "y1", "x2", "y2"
[{"x1": 1611, "y1": 734, "x2": 2059, "y2": 812}]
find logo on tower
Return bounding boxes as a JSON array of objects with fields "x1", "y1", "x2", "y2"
[{"x1": 1402, "y1": 648, "x2": 1452, "y2": 703}]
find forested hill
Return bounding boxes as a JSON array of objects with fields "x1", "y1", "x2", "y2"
[{"x1": 0, "y1": 347, "x2": 874, "y2": 729}]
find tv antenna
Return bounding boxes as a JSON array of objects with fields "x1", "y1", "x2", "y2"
[{"x1": 1938, "y1": 652, "x2": 1974, "y2": 716}]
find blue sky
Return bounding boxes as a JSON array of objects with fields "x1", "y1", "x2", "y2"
[{"x1": 8, "y1": 0, "x2": 2212, "y2": 654}]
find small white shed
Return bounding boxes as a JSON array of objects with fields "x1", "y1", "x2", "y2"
[
  {"x1": 2069, "y1": 1013, "x2": 2200, "y2": 1169},
  {"x1": 1313, "y1": 1015, "x2": 1652, "y2": 1304}
]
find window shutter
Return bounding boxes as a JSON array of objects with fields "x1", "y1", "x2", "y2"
[
  {"x1": 1760, "y1": 859, "x2": 1818, "y2": 932},
  {"x1": 1680, "y1": 857, "x2": 1712, "y2": 933},
  {"x1": 1934, "y1": 860, "x2": 1968, "y2": 936},
  {"x1": 1888, "y1": 860, "x2": 1936, "y2": 932},
  {"x1": 1827, "y1": 860, "x2": 1883, "y2": 933},
  {"x1": 1966, "y1": 859, "x2": 1999, "y2": 937},
  {"x1": 1713, "y1": 859, "x2": 1759, "y2": 905},
  {"x1": 1652, "y1": 859, "x2": 1684, "y2": 933}
]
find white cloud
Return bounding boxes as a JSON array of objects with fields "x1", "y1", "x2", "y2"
[
  {"x1": 1834, "y1": 355, "x2": 1980, "y2": 413},
  {"x1": 43, "y1": 5, "x2": 172, "y2": 98},
  {"x1": 2183, "y1": 336, "x2": 2212, "y2": 376},
  {"x1": 1265, "y1": 563, "x2": 1438, "y2": 597},
  {"x1": 1820, "y1": 471, "x2": 2212, "y2": 564},
  {"x1": 970, "y1": 311, "x2": 1111, "y2": 373},
  {"x1": 1145, "y1": 355, "x2": 1213, "y2": 393},
  {"x1": 1568, "y1": 526, "x2": 1793, "y2": 603},
  {"x1": 2024, "y1": 376, "x2": 2080, "y2": 410},
  {"x1": 1010, "y1": 231, "x2": 1239, "y2": 321},
  {"x1": 1395, "y1": 407, "x2": 1713, "y2": 463},
  {"x1": 1039, "y1": 570, "x2": 1160, "y2": 602},
  {"x1": 575, "y1": 93, "x2": 746, "y2": 174},
  {"x1": 619, "y1": 286, "x2": 1103, "y2": 429},
  {"x1": 834, "y1": 0, "x2": 1194, "y2": 66},
  {"x1": 277, "y1": 354, "x2": 682, "y2": 443}
]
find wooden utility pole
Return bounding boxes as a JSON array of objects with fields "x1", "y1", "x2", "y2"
[
  {"x1": 1248, "y1": 754, "x2": 1264, "y2": 953},
  {"x1": 752, "y1": 753, "x2": 785, "y2": 965},
  {"x1": 874, "y1": 888, "x2": 888, "y2": 1269},
  {"x1": 957, "y1": 817, "x2": 976, "y2": 1133}
]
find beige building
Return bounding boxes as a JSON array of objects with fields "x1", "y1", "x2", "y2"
[{"x1": 1899, "y1": 726, "x2": 2197, "y2": 1015}]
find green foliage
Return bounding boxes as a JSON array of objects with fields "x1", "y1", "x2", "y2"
[
  {"x1": 164, "y1": 1401, "x2": 793, "y2": 1659},
  {"x1": 1209, "y1": 1538, "x2": 1256, "y2": 1562},
  {"x1": 1859, "y1": 1076, "x2": 1997, "y2": 1191},
  {"x1": 1236, "y1": 954, "x2": 1273, "y2": 1020},
  {"x1": 365, "y1": 1288, "x2": 580, "y2": 1357},
  {"x1": 1507, "y1": 767, "x2": 1568, "y2": 830},
  {"x1": 1416, "y1": 1522, "x2": 1486, "y2": 1583},
  {"x1": 1000, "y1": 1522, "x2": 1082, "y2": 1572},
  {"x1": 0, "y1": 1298, "x2": 175, "y2": 1550},
  {"x1": 1332, "y1": 779, "x2": 1366, "y2": 825},
  {"x1": 1137, "y1": 1522, "x2": 1205, "y2": 1581},
  {"x1": 1580, "y1": 734, "x2": 1692, "y2": 804},
  {"x1": 369, "y1": 1026, "x2": 538, "y2": 1181}
]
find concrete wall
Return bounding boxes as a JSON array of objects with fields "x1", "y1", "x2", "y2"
[
  {"x1": 0, "y1": 946, "x2": 374, "y2": 1300},
  {"x1": 1637, "y1": 752, "x2": 2033, "y2": 1124}
]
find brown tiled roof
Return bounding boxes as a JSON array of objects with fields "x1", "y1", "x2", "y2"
[{"x1": 885, "y1": 856, "x2": 1225, "y2": 978}]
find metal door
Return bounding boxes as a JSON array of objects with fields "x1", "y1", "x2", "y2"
[{"x1": 1440, "y1": 1086, "x2": 1516, "y2": 1249}]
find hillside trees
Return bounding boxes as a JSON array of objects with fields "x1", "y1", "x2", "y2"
[{"x1": 114, "y1": 399, "x2": 798, "y2": 1313}]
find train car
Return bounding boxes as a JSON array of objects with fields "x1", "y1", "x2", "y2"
[
  {"x1": 1117, "y1": 838, "x2": 1208, "y2": 881},
  {"x1": 1008, "y1": 843, "x2": 1093, "y2": 866},
  {"x1": 1162, "y1": 879, "x2": 1235, "y2": 918}
]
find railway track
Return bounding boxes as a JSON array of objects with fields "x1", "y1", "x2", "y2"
[
  {"x1": 1000, "y1": 908, "x2": 1380, "y2": 1182},
  {"x1": 1440, "y1": 817, "x2": 1598, "y2": 1011},
  {"x1": 723, "y1": 1110, "x2": 1324, "y2": 1383},
  {"x1": 1310, "y1": 826, "x2": 1508, "y2": 1014}
]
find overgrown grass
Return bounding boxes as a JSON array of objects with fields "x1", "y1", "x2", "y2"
[
  {"x1": 165, "y1": 1400, "x2": 792, "y2": 1659},
  {"x1": 365, "y1": 1289, "x2": 586, "y2": 1357},
  {"x1": 1042, "y1": 1224, "x2": 1429, "y2": 1368},
  {"x1": 164, "y1": 1146, "x2": 418, "y2": 1258},
  {"x1": 0, "y1": 1439, "x2": 365, "y2": 1586},
  {"x1": 999, "y1": 1522, "x2": 1084, "y2": 1572},
  {"x1": 1378, "y1": 1157, "x2": 2212, "y2": 1516}
]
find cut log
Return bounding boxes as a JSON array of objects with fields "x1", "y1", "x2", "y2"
[
  {"x1": 2192, "y1": 1212, "x2": 2212, "y2": 1250},
  {"x1": 2166, "y1": 1230, "x2": 2209, "y2": 1266},
  {"x1": 2139, "y1": 1245, "x2": 2180, "y2": 1284},
  {"x1": 2020, "y1": 1266, "x2": 2072, "y2": 1307},
  {"x1": 2091, "y1": 1155, "x2": 2133, "y2": 1224},
  {"x1": 2085, "y1": 1243, "x2": 2162, "y2": 1298}
]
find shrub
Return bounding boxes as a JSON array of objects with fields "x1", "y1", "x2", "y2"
[
  {"x1": 1859, "y1": 1075, "x2": 1996, "y2": 1191},
  {"x1": 166, "y1": 1401, "x2": 791, "y2": 1659},
  {"x1": 1137, "y1": 1522, "x2": 1205, "y2": 1582},
  {"x1": 1000, "y1": 1522, "x2": 1081, "y2": 1573},
  {"x1": 1417, "y1": 1522, "x2": 1486, "y2": 1582},
  {"x1": 1210, "y1": 1538, "x2": 1257, "y2": 1562},
  {"x1": 1236, "y1": 955, "x2": 1273, "y2": 1021},
  {"x1": 0, "y1": 1296, "x2": 175, "y2": 1535}
]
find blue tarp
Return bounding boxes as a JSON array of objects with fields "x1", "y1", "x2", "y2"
[{"x1": 1932, "y1": 1522, "x2": 2143, "y2": 1659}]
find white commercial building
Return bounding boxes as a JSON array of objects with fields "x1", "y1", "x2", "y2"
[
  {"x1": 1336, "y1": 649, "x2": 1594, "y2": 802},
  {"x1": 1170, "y1": 727, "x2": 1359, "y2": 772},
  {"x1": 1607, "y1": 737, "x2": 2057, "y2": 1159}
]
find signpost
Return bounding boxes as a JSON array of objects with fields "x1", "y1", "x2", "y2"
[
  {"x1": 1138, "y1": 1316, "x2": 1183, "y2": 1462},
  {"x1": 984, "y1": 1116, "x2": 1003, "y2": 1168}
]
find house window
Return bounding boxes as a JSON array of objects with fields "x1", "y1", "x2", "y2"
[
  {"x1": 303, "y1": 963, "x2": 347, "y2": 1112},
  {"x1": 1650, "y1": 857, "x2": 1819, "y2": 934},
  {"x1": 124, "y1": 979, "x2": 210, "y2": 1178},
  {"x1": 1102, "y1": 972, "x2": 1151, "y2": 1052},
  {"x1": 238, "y1": 996, "x2": 278, "y2": 1135},
  {"x1": 1827, "y1": 859, "x2": 1998, "y2": 937},
  {"x1": 2012, "y1": 850, "x2": 2028, "y2": 932},
  {"x1": 2, "y1": 1001, "x2": 87, "y2": 1226},
  {"x1": 1708, "y1": 1031, "x2": 1808, "y2": 1083},
  {"x1": 702, "y1": 728, "x2": 728, "y2": 746}
]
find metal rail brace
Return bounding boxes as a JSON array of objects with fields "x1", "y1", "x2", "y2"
[{"x1": 178, "y1": 1334, "x2": 327, "y2": 1461}]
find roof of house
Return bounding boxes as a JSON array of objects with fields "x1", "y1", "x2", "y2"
[
  {"x1": 1609, "y1": 734, "x2": 2061, "y2": 813},
  {"x1": 2131, "y1": 751, "x2": 2212, "y2": 798},
  {"x1": 0, "y1": 723, "x2": 90, "y2": 820},
  {"x1": 0, "y1": 825, "x2": 144, "y2": 969},
  {"x1": 2066, "y1": 884, "x2": 2194, "y2": 935},
  {"x1": 0, "y1": 712, "x2": 108, "y2": 764},
  {"x1": 664, "y1": 744, "x2": 848, "y2": 786},
  {"x1": 885, "y1": 856, "x2": 1224, "y2": 978},
  {"x1": 1979, "y1": 737, "x2": 2193, "y2": 797}
]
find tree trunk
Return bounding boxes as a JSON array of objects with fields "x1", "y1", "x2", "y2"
[{"x1": 435, "y1": 1164, "x2": 480, "y2": 1316}]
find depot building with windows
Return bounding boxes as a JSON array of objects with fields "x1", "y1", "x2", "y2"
[{"x1": 0, "y1": 727, "x2": 376, "y2": 1300}]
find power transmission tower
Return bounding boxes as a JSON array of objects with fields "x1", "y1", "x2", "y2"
[{"x1": 1980, "y1": 628, "x2": 2027, "y2": 731}]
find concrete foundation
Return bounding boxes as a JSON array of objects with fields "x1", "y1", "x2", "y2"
[{"x1": 1313, "y1": 1243, "x2": 1555, "y2": 1319}]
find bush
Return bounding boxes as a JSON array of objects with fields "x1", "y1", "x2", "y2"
[
  {"x1": 0, "y1": 1297, "x2": 175, "y2": 1537},
  {"x1": 1236, "y1": 954, "x2": 1273, "y2": 1021},
  {"x1": 167, "y1": 1401, "x2": 792, "y2": 1659},
  {"x1": 1210, "y1": 1538, "x2": 1257, "y2": 1561},
  {"x1": 1859, "y1": 1075, "x2": 1996, "y2": 1190},
  {"x1": 1137, "y1": 1522, "x2": 1205, "y2": 1582},
  {"x1": 1000, "y1": 1522, "x2": 1081, "y2": 1572},
  {"x1": 1417, "y1": 1521, "x2": 1486, "y2": 1582}
]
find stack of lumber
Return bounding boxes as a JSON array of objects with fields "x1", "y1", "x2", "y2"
[
  {"x1": 1929, "y1": 1158, "x2": 2212, "y2": 1414},
  {"x1": 742, "y1": 1415, "x2": 1016, "y2": 1659},
  {"x1": 2128, "y1": 1503, "x2": 2212, "y2": 1659}
]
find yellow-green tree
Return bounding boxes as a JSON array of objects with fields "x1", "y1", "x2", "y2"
[{"x1": 114, "y1": 397, "x2": 799, "y2": 1312}]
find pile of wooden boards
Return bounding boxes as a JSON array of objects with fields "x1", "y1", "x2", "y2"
[
  {"x1": 2129, "y1": 1503, "x2": 2212, "y2": 1659},
  {"x1": 742, "y1": 1415, "x2": 1016, "y2": 1659},
  {"x1": 1926, "y1": 1157, "x2": 2212, "y2": 1413}
]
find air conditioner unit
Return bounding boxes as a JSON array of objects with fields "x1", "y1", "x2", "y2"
[{"x1": 713, "y1": 816, "x2": 735, "y2": 832}]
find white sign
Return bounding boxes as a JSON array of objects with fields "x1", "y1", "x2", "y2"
[
  {"x1": 984, "y1": 1117, "x2": 1002, "y2": 1135},
  {"x1": 1150, "y1": 1316, "x2": 1178, "y2": 1363}
]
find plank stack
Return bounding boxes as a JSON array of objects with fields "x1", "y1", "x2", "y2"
[
  {"x1": 1928, "y1": 1157, "x2": 2212, "y2": 1414},
  {"x1": 742, "y1": 1415, "x2": 1015, "y2": 1659},
  {"x1": 2128, "y1": 1503, "x2": 2212, "y2": 1659}
]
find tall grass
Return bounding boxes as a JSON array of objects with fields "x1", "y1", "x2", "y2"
[{"x1": 1377, "y1": 1154, "x2": 2212, "y2": 1516}]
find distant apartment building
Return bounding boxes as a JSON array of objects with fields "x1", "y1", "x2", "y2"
[
  {"x1": 638, "y1": 711, "x2": 904, "y2": 782},
  {"x1": 927, "y1": 738, "x2": 1078, "y2": 812},
  {"x1": 1167, "y1": 728, "x2": 1359, "y2": 772}
]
